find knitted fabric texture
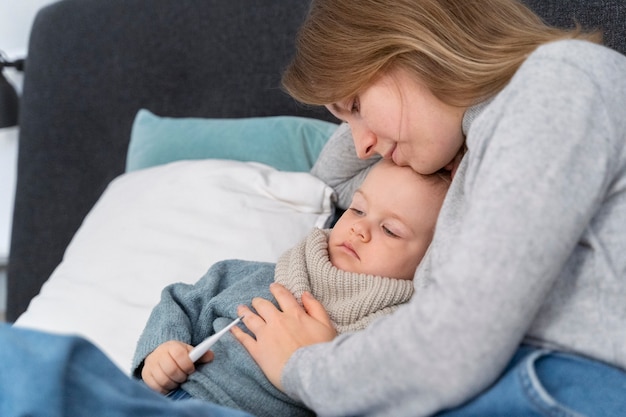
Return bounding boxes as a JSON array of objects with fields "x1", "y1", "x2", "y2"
[{"x1": 275, "y1": 228, "x2": 414, "y2": 333}]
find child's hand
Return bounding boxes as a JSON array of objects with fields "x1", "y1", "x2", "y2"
[{"x1": 142, "y1": 340, "x2": 214, "y2": 394}]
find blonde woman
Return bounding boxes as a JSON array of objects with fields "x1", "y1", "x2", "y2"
[{"x1": 234, "y1": 0, "x2": 626, "y2": 416}]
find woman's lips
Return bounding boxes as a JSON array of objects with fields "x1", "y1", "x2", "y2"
[
  {"x1": 389, "y1": 145, "x2": 407, "y2": 167},
  {"x1": 384, "y1": 144, "x2": 396, "y2": 161}
]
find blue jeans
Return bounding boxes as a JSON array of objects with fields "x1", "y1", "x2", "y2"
[
  {"x1": 2, "y1": 325, "x2": 625, "y2": 416},
  {"x1": 0, "y1": 325, "x2": 255, "y2": 417},
  {"x1": 437, "y1": 345, "x2": 626, "y2": 417},
  {"x1": 167, "y1": 388, "x2": 194, "y2": 401}
]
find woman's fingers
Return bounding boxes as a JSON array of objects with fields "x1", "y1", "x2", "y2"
[
  {"x1": 233, "y1": 286, "x2": 338, "y2": 391},
  {"x1": 269, "y1": 282, "x2": 304, "y2": 315},
  {"x1": 302, "y1": 291, "x2": 333, "y2": 327},
  {"x1": 230, "y1": 325, "x2": 257, "y2": 355},
  {"x1": 250, "y1": 294, "x2": 280, "y2": 322},
  {"x1": 239, "y1": 283, "x2": 314, "y2": 325},
  {"x1": 237, "y1": 303, "x2": 267, "y2": 331}
]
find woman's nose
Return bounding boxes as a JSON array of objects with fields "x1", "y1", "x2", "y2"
[
  {"x1": 350, "y1": 124, "x2": 377, "y2": 159},
  {"x1": 351, "y1": 221, "x2": 371, "y2": 242}
]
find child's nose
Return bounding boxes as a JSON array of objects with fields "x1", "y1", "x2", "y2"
[{"x1": 351, "y1": 221, "x2": 371, "y2": 242}]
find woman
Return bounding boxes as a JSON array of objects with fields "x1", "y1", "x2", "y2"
[{"x1": 232, "y1": 0, "x2": 626, "y2": 416}]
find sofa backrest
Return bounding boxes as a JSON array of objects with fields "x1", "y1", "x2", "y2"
[{"x1": 7, "y1": 0, "x2": 626, "y2": 321}]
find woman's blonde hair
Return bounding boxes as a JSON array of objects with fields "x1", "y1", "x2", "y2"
[{"x1": 282, "y1": 0, "x2": 601, "y2": 107}]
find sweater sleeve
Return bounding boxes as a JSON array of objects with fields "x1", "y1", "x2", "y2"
[
  {"x1": 282, "y1": 41, "x2": 626, "y2": 417},
  {"x1": 131, "y1": 260, "x2": 268, "y2": 376},
  {"x1": 311, "y1": 122, "x2": 380, "y2": 208},
  {"x1": 131, "y1": 279, "x2": 214, "y2": 376}
]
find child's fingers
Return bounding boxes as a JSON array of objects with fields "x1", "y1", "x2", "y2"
[
  {"x1": 143, "y1": 362, "x2": 180, "y2": 394},
  {"x1": 197, "y1": 349, "x2": 215, "y2": 364},
  {"x1": 169, "y1": 342, "x2": 195, "y2": 376},
  {"x1": 142, "y1": 341, "x2": 195, "y2": 393}
]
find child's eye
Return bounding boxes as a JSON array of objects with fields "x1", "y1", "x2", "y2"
[
  {"x1": 350, "y1": 207, "x2": 364, "y2": 216},
  {"x1": 382, "y1": 225, "x2": 399, "y2": 238}
]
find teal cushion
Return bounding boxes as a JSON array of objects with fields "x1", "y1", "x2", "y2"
[{"x1": 126, "y1": 109, "x2": 338, "y2": 172}]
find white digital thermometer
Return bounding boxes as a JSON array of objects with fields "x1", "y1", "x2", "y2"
[{"x1": 188, "y1": 316, "x2": 243, "y2": 363}]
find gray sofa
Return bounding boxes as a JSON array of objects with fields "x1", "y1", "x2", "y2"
[{"x1": 7, "y1": 0, "x2": 626, "y2": 321}]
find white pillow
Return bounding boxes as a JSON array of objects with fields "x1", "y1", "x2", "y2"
[{"x1": 15, "y1": 160, "x2": 334, "y2": 372}]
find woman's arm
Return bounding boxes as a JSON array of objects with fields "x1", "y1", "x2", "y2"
[{"x1": 235, "y1": 42, "x2": 626, "y2": 416}]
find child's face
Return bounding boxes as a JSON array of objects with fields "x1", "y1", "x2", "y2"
[{"x1": 328, "y1": 160, "x2": 446, "y2": 280}]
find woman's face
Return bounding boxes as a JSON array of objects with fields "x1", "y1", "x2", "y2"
[{"x1": 326, "y1": 66, "x2": 466, "y2": 176}]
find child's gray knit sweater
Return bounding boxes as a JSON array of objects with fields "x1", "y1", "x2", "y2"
[
  {"x1": 131, "y1": 228, "x2": 413, "y2": 417},
  {"x1": 289, "y1": 40, "x2": 626, "y2": 417}
]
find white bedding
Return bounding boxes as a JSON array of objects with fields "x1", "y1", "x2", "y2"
[{"x1": 15, "y1": 160, "x2": 334, "y2": 372}]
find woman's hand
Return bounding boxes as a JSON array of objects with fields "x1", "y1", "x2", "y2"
[
  {"x1": 232, "y1": 283, "x2": 337, "y2": 391},
  {"x1": 142, "y1": 340, "x2": 214, "y2": 394}
]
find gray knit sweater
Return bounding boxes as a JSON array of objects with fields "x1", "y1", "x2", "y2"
[
  {"x1": 287, "y1": 40, "x2": 626, "y2": 417},
  {"x1": 132, "y1": 228, "x2": 413, "y2": 417}
]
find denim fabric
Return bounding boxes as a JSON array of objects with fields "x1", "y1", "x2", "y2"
[
  {"x1": 3, "y1": 324, "x2": 625, "y2": 417},
  {"x1": 437, "y1": 345, "x2": 626, "y2": 417},
  {"x1": 0, "y1": 325, "x2": 255, "y2": 417},
  {"x1": 167, "y1": 388, "x2": 194, "y2": 401}
]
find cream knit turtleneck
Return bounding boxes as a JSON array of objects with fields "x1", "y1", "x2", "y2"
[{"x1": 274, "y1": 228, "x2": 414, "y2": 334}]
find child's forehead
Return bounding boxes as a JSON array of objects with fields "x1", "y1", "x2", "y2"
[
  {"x1": 369, "y1": 161, "x2": 449, "y2": 191},
  {"x1": 367, "y1": 161, "x2": 428, "y2": 188},
  {"x1": 361, "y1": 163, "x2": 448, "y2": 212},
  {"x1": 359, "y1": 172, "x2": 427, "y2": 204}
]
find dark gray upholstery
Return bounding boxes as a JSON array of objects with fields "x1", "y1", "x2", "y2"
[
  {"x1": 7, "y1": 0, "x2": 626, "y2": 321},
  {"x1": 7, "y1": 0, "x2": 329, "y2": 321},
  {"x1": 523, "y1": 0, "x2": 625, "y2": 54}
]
